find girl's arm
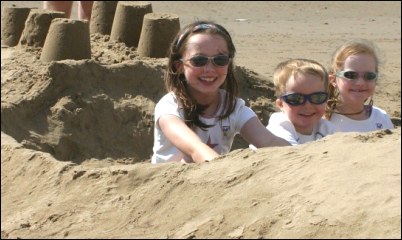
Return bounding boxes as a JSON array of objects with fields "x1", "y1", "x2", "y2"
[
  {"x1": 240, "y1": 116, "x2": 291, "y2": 147},
  {"x1": 158, "y1": 114, "x2": 220, "y2": 163}
]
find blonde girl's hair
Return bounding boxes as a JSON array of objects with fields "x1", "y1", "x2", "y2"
[
  {"x1": 324, "y1": 39, "x2": 381, "y2": 119},
  {"x1": 273, "y1": 58, "x2": 329, "y2": 98},
  {"x1": 164, "y1": 20, "x2": 238, "y2": 130}
]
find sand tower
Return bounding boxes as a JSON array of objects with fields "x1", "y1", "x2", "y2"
[
  {"x1": 19, "y1": 10, "x2": 66, "y2": 48},
  {"x1": 40, "y1": 18, "x2": 91, "y2": 62},
  {"x1": 1, "y1": 6, "x2": 32, "y2": 47},
  {"x1": 110, "y1": 1, "x2": 152, "y2": 47},
  {"x1": 90, "y1": 1, "x2": 118, "y2": 35},
  {"x1": 138, "y1": 13, "x2": 180, "y2": 58}
]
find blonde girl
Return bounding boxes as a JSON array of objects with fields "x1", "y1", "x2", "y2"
[{"x1": 324, "y1": 39, "x2": 393, "y2": 132}]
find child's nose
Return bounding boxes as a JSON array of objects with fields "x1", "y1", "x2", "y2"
[
  {"x1": 203, "y1": 59, "x2": 215, "y2": 70},
  {"x1": 354, "y1": 76, "x2": 366, "y2": 84}
]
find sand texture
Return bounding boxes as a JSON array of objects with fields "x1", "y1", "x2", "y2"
[{"x1": 1, "y1": 1, "x2": 401, "y2": 239}]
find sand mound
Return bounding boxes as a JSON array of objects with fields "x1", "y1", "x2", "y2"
[
  {"x1": 1, "y1": 128, "x2": 400, "y2": 238},
  {"x1": 1, "y1": 34, "x2": 277, "y2": 164}
]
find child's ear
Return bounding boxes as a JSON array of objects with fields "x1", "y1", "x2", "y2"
[
  {"x1": 329, "y1": 74, "x2": 337, "y2": 87},
  {"x1": 275, "y1": 98, "x2": 283, "y2": 110},
  {"x1": 174, "y1": 60, "x2": 183, "y2": 73}
]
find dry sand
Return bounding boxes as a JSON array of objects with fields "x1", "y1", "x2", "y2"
[{"x1": 1, "y1": 1, "x2": 401, "y2": 238}]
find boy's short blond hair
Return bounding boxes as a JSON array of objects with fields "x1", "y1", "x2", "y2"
[{"x1": 273, "y1": 58, "x2": 328, "y2": 98}]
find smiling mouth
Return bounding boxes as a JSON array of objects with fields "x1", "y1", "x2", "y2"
[
  {"x1": 200, "y1": 77, "x2": 216, "y2": 82},
  {"x1": 350, "y1": 89, "x2": 366, "y2": 92},
  {"x1": 299, "y1": 113, "x2": 315, "y2": 117}
]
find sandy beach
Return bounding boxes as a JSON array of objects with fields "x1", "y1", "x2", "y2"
[{"x1": 1, "y1": 1, "x2": 401, "y2": 238}]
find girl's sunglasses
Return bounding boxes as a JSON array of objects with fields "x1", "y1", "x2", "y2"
[
  {"x1": 336, "y1": 70, "x2": 378, "y2": 81},
  {"x1": 181, "y1": 55, "x2": 231, "y2": 67},
  {"x1": 280, "y1": 92, "x2": 328, "y2": 106}
]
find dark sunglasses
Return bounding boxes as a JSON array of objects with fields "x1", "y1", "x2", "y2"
[
  {"x1": 280, "y1": 92, "x2": 328, "y2": 106},
  {"x1": 181, "y1": 55, "x2": 231, "y2": 67},
  {"x1": 336, "y1": 70, "x2": 378, "y2": 81}
]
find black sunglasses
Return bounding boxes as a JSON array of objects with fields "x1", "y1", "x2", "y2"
[
  {"x1": 280, "y1": 92, "x2": 328, "y2": 106},
  {"x1": 336, "y1": 70, "x2": 378, "y2": 81},
  {"x1": 181, "y1": 55, "x2": 231, "y2": 67}
]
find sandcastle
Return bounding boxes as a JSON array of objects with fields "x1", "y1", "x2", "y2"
[
  {"x1": 18, "y1": 9, "x2": 66, "y2": 48},
  {"x1": 110, "y1": 1, "x2": 153, "y2": 48},
  {"x1": 1, "y1": 2, "x2": 278, "y2": 164},
  {"x1": 90, "y1": 1, "x2": 118, "y2": 35},
  {"x1": 1, "y1": 1, "x2": 181, "y2": 61},
  {"x1": 1, "y1": 5, "x2": 32, "y2": 47},
  {"x1": 138, "y1": 13, "x2": 180, "y2": 58},
  {"x1": 40, "y1": 18, "x2": 91, "y2": 62}
]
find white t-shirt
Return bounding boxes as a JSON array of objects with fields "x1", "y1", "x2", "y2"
[
  {"x1": 152, "y1": 90, "x2": 256, "y2": 164},
  {"x1": 251, "y1": 112, "x2": 335, "y2": 148},
  {"x1": 330, "y1": 106, "x2": 394, "y2": 132},
  {"x1": 268, "y1": 112, "x2": 335, "y2": 145}
]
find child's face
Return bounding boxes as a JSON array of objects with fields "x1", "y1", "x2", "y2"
[
  {"x1": 179, "y1": 33, "x2": 230, "y2": 99},
  {"x1": 332, "y1": 53, "x2": 377, "y2": 107},
  {"x1": 277, "y1": 73, "x2": 326, "y2": 135}
]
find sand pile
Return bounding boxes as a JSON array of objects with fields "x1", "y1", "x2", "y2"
[
  {"x1": 1, "y1": 1, "x2": 400, "y2": 239},
  {"x1": 1, "y1": 31, "x2": 279, "y2": 165}
]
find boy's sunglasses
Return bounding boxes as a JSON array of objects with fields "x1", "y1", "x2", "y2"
[
  {"x1": 181, "y1": 55, "x2": 231, "y2": 67},
  {"x1": 336, "y1": 70, "x2": 378, "y2": 81},
  {"x1": 280, "y1": 92, "x2": 328, "y2": 106}
]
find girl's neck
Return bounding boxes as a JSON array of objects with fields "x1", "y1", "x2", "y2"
[
  {"x1": 195, "y1": 92, "x2": 221, "y2": 118},
  {"x1": 192, "y1": 89, "x2": 220, "y2": 105},
  {"x1": 334, "y1": 103, "x2": 370, "y2": 120}
]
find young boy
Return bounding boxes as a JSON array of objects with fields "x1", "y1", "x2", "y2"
[{"x1": 253, "y1": 58, "x2": 335, "y2": 147}]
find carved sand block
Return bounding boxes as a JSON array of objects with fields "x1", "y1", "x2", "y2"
[
  {"x1": 1, "y1": 6, "x2": 32, "y2": 47},
  {"x1": 40, "y1": 18, "x2": 91, "y2": 62},
  {"x1": 19, "y1": 10, "x2": 66, "y2": 48},
  {"x1": 110, "y1": 1, "x2": 152, "y2": 47},
  {"x1": 90, "y1": 1, "x2": 118, "y2": 35},
  {"x1": 138, "y1": 13, "x2": 180, "y2": 58}
]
